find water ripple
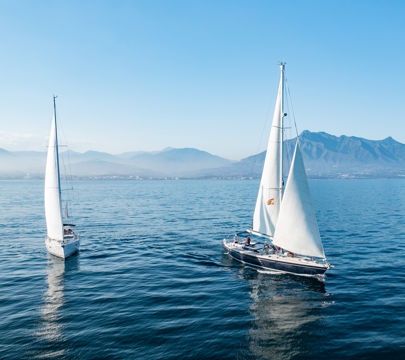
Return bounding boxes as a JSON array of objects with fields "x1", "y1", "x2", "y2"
[{"x1": 0, "y1": 179, "x2": 404, "y2": 359}]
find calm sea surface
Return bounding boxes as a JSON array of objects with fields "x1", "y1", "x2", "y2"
[{"x1": 0, "y1": 179, "x2": 404, "y2": 359}]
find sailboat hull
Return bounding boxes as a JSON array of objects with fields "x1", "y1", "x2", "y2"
[
  {"x1": 223, "y1": 240, "x2": 328, "y2": 276},
  {"x1": 46, "y1": 236, "x2": 80, "y2": 259}
]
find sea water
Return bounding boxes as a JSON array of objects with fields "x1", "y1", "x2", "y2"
[{"x1": 0, "y1": 179, "x2": 404, "y2": 359}]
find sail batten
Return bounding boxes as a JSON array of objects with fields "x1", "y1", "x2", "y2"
[
  {"x1": 44, "y1": 98, "x2": 64, "y2": 241},
  {"x1": 273, "y1": 143, "x2": 325, "y2": 258},
  {"x1": 252, "y1": 63, "x2": 284, "y2": 236}
]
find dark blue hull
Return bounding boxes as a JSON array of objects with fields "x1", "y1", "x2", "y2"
[{"x1": 227, "y1": 246, "x2": 327, "y2": 276}]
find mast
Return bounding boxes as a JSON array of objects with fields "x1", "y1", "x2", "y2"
[
  {"x1": 280, "y1": 62, "x2": 285, "y2": 199},
  {"x1": 53, "y1": 95, "x2": 62, "y2": 201}
]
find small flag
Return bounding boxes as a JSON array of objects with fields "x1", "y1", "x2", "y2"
[{"x1": 267, "y1": 198, "x2": 275, "y2": 205}]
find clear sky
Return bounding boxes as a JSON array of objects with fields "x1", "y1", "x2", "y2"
[{"x1": 0, "y1": 0, "x2": 404, "y2": 159}]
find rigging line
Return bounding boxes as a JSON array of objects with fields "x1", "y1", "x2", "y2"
[
  {"x1": 285, "y1": 77, "x2": 299, "y2": 139},
  {"x1": 65, "y1": 143, "x2": 73, "y2": 186},
  {"x1": 284, "y1": 126, "x2": 292, "y2": 175},
  {"x1": 286, "y1": 92, "x2": 293, "y2": 164},
  {"x1": 60, "y1": 124, "x2": 73, "y2": 185},
  {"x1": 281, "y1": 82, "x2": 292, "y2": 176},
  {"x1": 57, "y1": 104, "x2": 75, "y2": 211}
]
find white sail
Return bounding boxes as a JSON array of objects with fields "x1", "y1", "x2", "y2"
[
  {"x1": 252, "y1": 64, "x2": 284, "y2": 237},
  {"x1": 44, "y1": 99, "x2": 64, "y2": 241},
  {"x1": 272, "y1": 143, "x2": 325, "y2": 258}
]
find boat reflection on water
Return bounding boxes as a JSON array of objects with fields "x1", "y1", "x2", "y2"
[
  {"x1": 35, "y1": 254, "x2": 79, "y2": 357},
  {"x1": 233, "y1": 263, "x2": 330, "y2": 360}
]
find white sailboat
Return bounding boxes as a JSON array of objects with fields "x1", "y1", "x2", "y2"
[
  {"x1": 44, "y1": 96, "x2": 79, "y2": 258},
  {"x1": 223, "y1": 63, "x2": 330, "y2": 276}
]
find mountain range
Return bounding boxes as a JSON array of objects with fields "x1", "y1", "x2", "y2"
[{"x1": 1, "y1": 131, "x2": 405, "y2": 179}]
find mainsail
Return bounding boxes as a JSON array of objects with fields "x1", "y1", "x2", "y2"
[
  {"x1": 272, "y1": 143, "x2": 325, "y2": 258},
  {"x1": 44, "y1": 97, "x2": 64, "y2": 241},
  {"x1": 252, "y1": 63, "x2": 285, "y2": 237}
]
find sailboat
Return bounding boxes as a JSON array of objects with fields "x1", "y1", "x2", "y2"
[
  {"x1": 44, "y1": 96, "x2": 79, "y2": 258},
  {"x1": 223, "y1": 63, "x2": 330, "y2": 276}
]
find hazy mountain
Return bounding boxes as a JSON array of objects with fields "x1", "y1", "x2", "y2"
[
  {"x1": 199, "y1": 131, "x2": 405, "y2": 178},
  {"x1": 128, "y1": 147, "x2": 232, "y2": 175},
  {"x1": 69, "y1": 160, "x2": 163, "y2": 178},
  {"x1": 61, "y1": 150, "x2": 118, "y2": 162},
  {"x1": 0, "y1": 146, "x2": 231, "y2": 178},
  {"x1": 291, "y1": 131, "x2": 405, "y2": 177},
  {"x1": 1, "y1": 132, "x2": 405, "y2": 179},
  {"x1": 0, "y1": 148, "x2": 46, "y2": 178}
]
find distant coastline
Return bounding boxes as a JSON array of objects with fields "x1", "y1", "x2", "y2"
[{"x1": 2, "y1": 130, "x2": 405, "y2": 180}]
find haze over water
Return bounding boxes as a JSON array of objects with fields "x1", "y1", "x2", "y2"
[{"x1": 0, "y1": 179, "x2": 404, "y2": 359}]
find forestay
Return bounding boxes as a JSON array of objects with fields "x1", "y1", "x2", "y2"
[
  {"x1": 252, "y1": 65, "x2": 284, "y2": 237},
  {"x1": 44, "y1": 103, "x2": 64, "y2": 241},
  {"x1": 272, "y1": 143, "x2": 325, "y2": 258}
]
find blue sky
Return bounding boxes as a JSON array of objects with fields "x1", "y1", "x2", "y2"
[{"x1": 0, "y1": 0, "x2": 404, "y2": 159}]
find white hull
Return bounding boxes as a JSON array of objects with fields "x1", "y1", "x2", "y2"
[{"x1": 45, "y1": 235, "x2": 80, "y2": 259}]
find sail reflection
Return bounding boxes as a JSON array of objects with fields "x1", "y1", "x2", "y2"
[
  {"x1": 36, "y1": 255, "x2": 79, "y2": 348},
  {"x1": 239, "y1": 268, "x2": 328, "y2": 359}
]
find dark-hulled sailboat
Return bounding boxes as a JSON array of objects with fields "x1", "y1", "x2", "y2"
[{"x1": 223, "y1": 63, "x2": 330, "y2": 276}]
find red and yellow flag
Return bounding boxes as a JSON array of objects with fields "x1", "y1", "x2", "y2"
[{"x1": 267, "y1": 198, "x2": 275, "y2": 205}]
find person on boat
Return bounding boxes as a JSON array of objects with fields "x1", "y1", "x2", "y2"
[
  {"x1": 234, "y1": 234, "x2": 238, "y2": 243},
  {"x1": 287, "y1": 251, "x2": 295, "y2": 257},
  {"x1": 246, "y1": 236, "x2": 251, "y2": 245}
]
